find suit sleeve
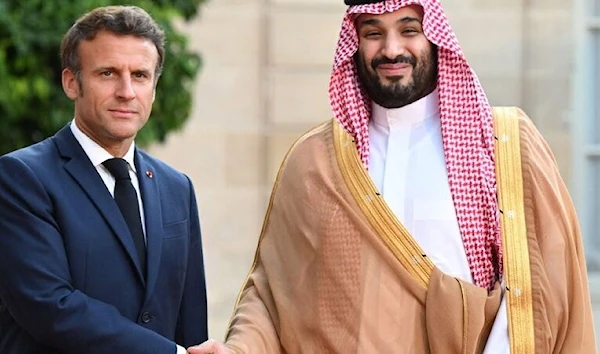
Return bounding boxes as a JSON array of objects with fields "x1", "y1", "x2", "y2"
[
  {"x1": 0, "y1": 155, "x2": 177, "y2": 354},
  {"x1": 174, "y1": 177, "x2": 208, "y2": 347}
]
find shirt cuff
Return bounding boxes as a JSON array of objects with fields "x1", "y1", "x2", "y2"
[{"x1": 176, "y1": 344, "x2": 187, "y2": 354}]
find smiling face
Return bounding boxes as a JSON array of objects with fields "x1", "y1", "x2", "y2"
[
  {"x1": 354, "y1": 5, "x2": 438, "y2": 108},
  {"x1": 62, "y1": 30, "x2": 159, "y2": 157}
]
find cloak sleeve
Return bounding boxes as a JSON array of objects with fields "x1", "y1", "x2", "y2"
[{"x1": 518, "y1": 109, "x2": 597, "y2": 353}]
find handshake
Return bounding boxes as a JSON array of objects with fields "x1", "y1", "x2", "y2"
[{"x1": 186, "y1": 340, "x2": 233, "y2": 354}]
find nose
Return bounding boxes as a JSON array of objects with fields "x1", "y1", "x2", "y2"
[
  {"x1": 381, "y1": 32, "x2": 407, "y2": 60},
  {"x1": 116, "y1": 76, "x2": 136, "y2": 100}
]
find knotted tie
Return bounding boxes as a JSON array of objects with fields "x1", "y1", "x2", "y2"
[{"x1": 102, "y1": 158, "x2": 146, "y2": 275}]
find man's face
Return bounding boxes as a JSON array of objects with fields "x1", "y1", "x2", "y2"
[
  {"x1": 355, "y1": 5, "x2": 438, "y2": 109},
  {"x1": 62, "y1": 30, "x2": 159, "y2": 155}
]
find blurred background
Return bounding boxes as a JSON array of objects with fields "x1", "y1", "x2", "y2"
[{"x1": 2, "y1": 0, "x2": 600, "y2": 347}]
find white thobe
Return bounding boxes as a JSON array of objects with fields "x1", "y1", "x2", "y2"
[{"x1": 367, "y1": 90, "x2": 510, "y2": 353}]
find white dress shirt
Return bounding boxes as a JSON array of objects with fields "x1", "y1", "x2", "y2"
[
  {"x1": 70, "y1": 121, "x2": 187, "y2": 354},
  {"x1": 367, "y1": 91, "x2": 509, "y2": 353},
  {"x1": 70, "y1": 120, "x2": 146, "y2": 238}
]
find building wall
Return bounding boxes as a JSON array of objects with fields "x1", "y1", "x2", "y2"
[{"x1": 148, "y1": 0, "x2": 576, "y2": 340}]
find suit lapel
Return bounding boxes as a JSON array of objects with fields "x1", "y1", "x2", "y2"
[
  {"x1": 135, "y1": 151, "x2": 163, "y2": 299},
  {"x1": 53, "y1": 125, "x2": 145, "y2": 284}
]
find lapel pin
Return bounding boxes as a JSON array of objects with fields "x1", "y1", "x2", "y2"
[{"x1": 146, "y1": 171, "x2": 153, "y2": 178}]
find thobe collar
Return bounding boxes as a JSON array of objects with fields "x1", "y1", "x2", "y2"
[{"x1": 370, "y1": 87, "x2": 440, "y2": 130}]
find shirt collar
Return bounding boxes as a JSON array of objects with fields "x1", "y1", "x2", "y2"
[
  {"x1": 70, "y1": 119, "x2": 137, "y2": 172},
  {"x1": 371, "y1": 87, "x2": 440, "y2": 129}
]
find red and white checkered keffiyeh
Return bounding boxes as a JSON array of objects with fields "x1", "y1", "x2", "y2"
[{"x1": 330, "y1": 0, "x2": 501, "y2": 290}]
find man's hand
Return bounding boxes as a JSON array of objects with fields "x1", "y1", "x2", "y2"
[{"x1": 187, "y1": 339, "x2": 233, "y2": 354}]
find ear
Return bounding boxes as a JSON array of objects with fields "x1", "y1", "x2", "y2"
[{"x1": 62, "y1": 68, "x2": 80, "y2": 100}]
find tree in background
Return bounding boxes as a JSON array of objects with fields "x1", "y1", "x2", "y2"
[{"x1": 0, "y1": 0, "x2": 206, "y2": 155}]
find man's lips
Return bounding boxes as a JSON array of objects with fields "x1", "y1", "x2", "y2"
[
  {"x1": 376, "y1": 63, "x2": 412, "y2": 76},
  {"x1": 108, "y1": 109, "x2": 137, "y2": 117}
]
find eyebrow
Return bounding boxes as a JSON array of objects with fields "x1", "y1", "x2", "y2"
[
  {"x1": 94, "y1": 67, "x2": 153, "y2": 75},
  {"x1": 94, "y1": 66, "x2": 117, "y2": 73},
  {"x1": 358, "y1": 16, "x2": 422, "y2": 28},
  {"x1": 132, "y1": 69, "x2": 152, "y2": 76}
]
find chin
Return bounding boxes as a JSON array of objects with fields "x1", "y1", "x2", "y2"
[
  {"x1": 108, "y1": 125, "x2": 141, "y2": 140},
  {"x1": 379, "y1": 76, "x2": 405, "y2": 85},
  {"x1": 389, "y1": 80, "x2": 413, "y2": 91}
]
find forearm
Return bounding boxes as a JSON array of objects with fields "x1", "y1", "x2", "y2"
[
  {"x1": 225, "y1": 275, "x2": 282, "y2": 354},
  {"x1": 175, "y1": 179, "x2": 208, "y2": 347}
]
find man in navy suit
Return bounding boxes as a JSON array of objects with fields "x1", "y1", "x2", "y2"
[{"x1": 0, "y1": 5, "x2": 208, "y2": 353}]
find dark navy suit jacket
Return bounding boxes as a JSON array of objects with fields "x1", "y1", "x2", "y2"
[{"x1": 0, "y1": 125, "x2": 208, "y2": 353}]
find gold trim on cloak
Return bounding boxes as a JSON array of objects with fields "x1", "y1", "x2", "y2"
[
  {"x1": 492, "y1": 107, "x2": 535, "y2": 354},
  {"x1": 332, "y1": 119, "x2": 434, "y2": 289}
]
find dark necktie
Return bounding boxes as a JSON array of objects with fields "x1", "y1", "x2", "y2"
[{"x1": 102, "y1": 158, "x2": 146, "y2": 276}]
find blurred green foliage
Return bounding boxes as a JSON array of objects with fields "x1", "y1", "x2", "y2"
[{"x1": 0, "y1": 0, "x2": 206, "y2": 154}]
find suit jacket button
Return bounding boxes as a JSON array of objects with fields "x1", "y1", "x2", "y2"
[{"x1": 141, "y1": 311, "x2": 152, "y2": 323}]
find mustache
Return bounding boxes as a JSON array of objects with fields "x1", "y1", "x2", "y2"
[{"x1": 371, "y1": 55, "x2": 417, "y2": 70}]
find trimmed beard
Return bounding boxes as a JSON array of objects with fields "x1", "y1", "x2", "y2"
[{"x1": 355, "y1": 45, "x2": 438, "y2": 109}]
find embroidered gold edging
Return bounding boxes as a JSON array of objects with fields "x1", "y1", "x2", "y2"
[
  {"x1": 332, "y1": 119, "x2": 434, "y2": 289},
  {"x1": 493, "y1": 107, "x2": 535, "y2": 353},
  {"x1": 224, "y1": 121, "x2": 330, "y2": 339},
  {"x1": 457, "y1": 280, "x2": 468, "y2": 354}
]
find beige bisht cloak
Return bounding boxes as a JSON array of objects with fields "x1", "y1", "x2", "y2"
[{"x1": 224, "y1": 109, "x2": 597, "y2": 353}]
